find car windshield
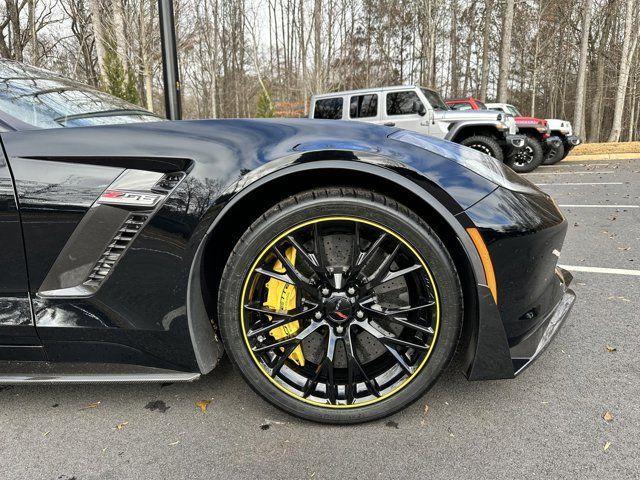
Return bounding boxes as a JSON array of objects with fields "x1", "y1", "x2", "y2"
[
  {"x1": 0, "y1": 61, "x2": 161, "y2": 129},
  {"x1": 506, "y1": 104, "x2": 522, "y2": 116},
  {"x1": 420, "y1": 88, "x2": 448, "y2": 111}
]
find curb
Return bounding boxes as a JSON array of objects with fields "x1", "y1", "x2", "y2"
[{"x1": 564, "y1": 152, "x2": 640, "y2": 162}]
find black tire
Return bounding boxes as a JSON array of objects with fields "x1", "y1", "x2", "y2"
[
  {"x1": 560, "y1": 140, "x2": 571, "y2": 160},
  {"x1": 542, "y1": 141, "x2": 565, "y2": 165},
  {"x1": 506, "y1": 136, "x2": 544, "y2": 173},
  {"x1": 460, "y1": 134, "x2": 504, "y2": 162},
  {"x1": 217, "y1": 188, "x2": 462, "y2": 424}
]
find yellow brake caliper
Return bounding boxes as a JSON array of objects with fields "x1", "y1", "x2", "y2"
[{"x1": 263, "y1": 246, "x2": 305, "y2": 366}]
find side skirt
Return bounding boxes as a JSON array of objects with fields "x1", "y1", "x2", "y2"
[{"x1": 0, "y1": 361, "x2": 200, "y2": 384}]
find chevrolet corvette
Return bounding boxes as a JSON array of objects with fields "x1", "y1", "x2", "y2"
[{"x1": 0, "y1": 60, "x2": 575, "y2": 423}]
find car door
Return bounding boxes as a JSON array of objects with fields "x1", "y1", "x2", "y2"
[
  {"x1": 0, "y1": 144, "x2": 42, "y2": 357},
  {"x1": 383, "y1": 89, "x2": 433, "y2": 136}
]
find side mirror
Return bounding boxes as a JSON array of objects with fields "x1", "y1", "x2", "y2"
[{"x1": 414, "y1": 100, "x2": 426, "y2": 116}]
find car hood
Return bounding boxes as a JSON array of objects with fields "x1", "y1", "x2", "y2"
[
  {"x1": 546, "y1": 119, "x2": 573, "y2": 133},
  {"x1": 0, "y1": 117, "x2": 499, "y2": 211},
  {"x1": 515, "y1": 116, "x2": 544, "y2": 124},
  {"x1": 436, "y1": 109, "x2": 502, "y2": 122}
]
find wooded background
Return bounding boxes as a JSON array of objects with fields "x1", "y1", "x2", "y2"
[{"x1": 1, "y1": 0, "x2": 639, "y2": 141}]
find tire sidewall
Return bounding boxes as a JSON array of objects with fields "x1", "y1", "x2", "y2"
[
  {"x1": 543, "y1": 141, "x2": 565, "y2": 165},
  {"x1": 217, "y1": 191, "x2": 462, "y2": 424}
]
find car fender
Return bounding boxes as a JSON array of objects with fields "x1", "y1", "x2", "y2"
[
  {"x1": 446, "y1": 120, "x2": 506, "y2": 142},
  {"x1": 187, "y1": 150, "x2": 511, "y2": 379}
]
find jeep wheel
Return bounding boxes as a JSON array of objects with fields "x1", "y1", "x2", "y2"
[
  {"x1": 506, "y1": 136, "x2": 543, "y2": 173},
  {"x1": 543, "y1": 141, "x2": 565, "y2": 165},
  {"x1": 460, "y1": 135, "x2": 504, "y2": 162}
]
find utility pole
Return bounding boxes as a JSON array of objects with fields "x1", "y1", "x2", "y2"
[{"x1": 158, "y1": 0, "x2": 182, "y2": 120}]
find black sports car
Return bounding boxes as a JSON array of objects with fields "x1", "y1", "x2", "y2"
[{"x1": 0, "y1": 60, "x2": 575, "y2": 423}]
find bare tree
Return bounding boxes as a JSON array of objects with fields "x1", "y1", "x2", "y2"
[
  {"x1": 479, "y1": 0, "x2": 492, "y2": 101},
  {"x1": 496, "y1": 0, "x2": 514, "y2": 102},
  {"x1": 573, "y1": 0, "x2": 593, "y2": 137},
  {"x1": 88, "y1": 0, "x2": 106, "y2": 75},
  {"x1": 608, "y1": 0, "x2": 639, "y2": 141}
]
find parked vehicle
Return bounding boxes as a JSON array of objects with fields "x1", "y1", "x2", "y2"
[
  {"x1": 310, "y1": 86, "x2": 527, "y2": 167},
  {"x1": 0, "y1": 60, "x2": 575, "y2": 424},
  {"x1": 544, "y1": 118, "x2": 581, "y2": 164},
  {"x1": 484, "y1": 103, "x2": 581, "y2": 165},
  {"x1": 447, "y1": 98, "x2": 561, "y2": 172}
]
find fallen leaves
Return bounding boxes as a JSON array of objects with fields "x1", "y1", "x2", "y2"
[
  {"x1": 80, "y1": 401, "x2": 101, "y2": 410},
  {"x1": 385, "y1": 420, "x2": 399, "y2": 429},
  {"x1": 607, "y1": 296, "x2": 631, "y2": 302},
  {"x1": 603, "y1": 411, "x2": 614, "y2": 422},
  {"x1": 195, "y1": 399, "x2": 211, "y2": 413},
  {"x1": 604, "y1": 441, "x2": 612, "y2": 452},
  {"x1": 605, "y1": 345, "x2": 617, "y2": 353},
  {"x1": 168, "y1": 440, "x2": 180, "y2": 446},
  {"x1": 115, "y1": 421, "x2": 129, "y2": 430},
  {"x1": 421, "y1": 404, "x2": 430, "y2": 426}
]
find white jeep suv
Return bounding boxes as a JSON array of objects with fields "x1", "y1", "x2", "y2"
[{"x1": 310, "y1": 86, "x2": 526, "y2": 166}]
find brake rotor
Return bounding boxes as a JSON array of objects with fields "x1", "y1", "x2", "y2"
[{"x1": 299, "y1": 233, "x2": 404, "y2": 368}]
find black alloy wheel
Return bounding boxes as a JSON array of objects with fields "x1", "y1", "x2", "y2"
[
  {"x1": 217, "y1": 188, "x2": 462, "y2": 423},
  {"x1": 506, "y1": 136, "x2": 543, "y2": 173}
]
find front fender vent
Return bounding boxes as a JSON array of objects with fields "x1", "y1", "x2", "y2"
[{"x1": 84, "y1": 214, "x2": 149, "y2": 288}]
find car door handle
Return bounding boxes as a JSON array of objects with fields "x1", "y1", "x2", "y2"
[{"x1": 384, "y1": 122, "x2": 395, "y2": 127}]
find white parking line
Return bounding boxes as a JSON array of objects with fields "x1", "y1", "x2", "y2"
[
  {"x1": 559, "y1": 204, "x2": 639, "y2": 208},
  {"x1": 535, "y1": 182, "x2": 623, "y2": 186},
  {"x1": 539, "y1": 163, "x2": 610, "y2": 168},
  {"x1": 525, "y1": 171, "x2": 616, "y2": 175},
  {"x1": 560, "y1": 265, "x2": 640, "y2": 276}
]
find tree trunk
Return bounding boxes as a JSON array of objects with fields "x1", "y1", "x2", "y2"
[
  {"x1": 28, "y1": 0, "x2": 37, "y2": 65},
  {"x1": 140, "y1": 0, "x2": 154, "y2": 111},
  {"x1": 589, "y1": 6, "x2": 611, "y2": 143},
  {"x1": 7, "y1": 0, "x2": 23, "y2": 60},
  {"x1": 479, "y1": 0, "x2": 492, "y2": 101},
  {"x1": 573, "y1": 0, "x2": 593, "y2": 138},
  {"x1": 89, "y1": 0, "x2": 106, "y2": 77},
  {"x1": 313, "y1": 0, "x2": 323, "y2": 92},
  {"x1": 112, "y1": 0, "x2": 128, "y2": 72},
  {"x1": 449, "y1": 0, "x2": 459, "y2": 97},
  {"x1": 608, "y1": 0, "x2": 639, "y2": 142},
  {"x1": 497, "y1": 0, "x2": 515, "y2": 102}
]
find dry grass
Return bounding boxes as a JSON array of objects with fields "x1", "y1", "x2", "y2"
[{"x1": 571, "y1": 141, "x2": 640, "y2": 155}]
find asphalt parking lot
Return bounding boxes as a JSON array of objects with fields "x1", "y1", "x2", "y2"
[{"x1": 1, "y1": 158, "x2": 639, "y2": 480}]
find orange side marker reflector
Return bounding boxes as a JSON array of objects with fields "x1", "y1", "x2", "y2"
[{"x1": 466, "y1": 228, "x2": 498, "y2": 304}]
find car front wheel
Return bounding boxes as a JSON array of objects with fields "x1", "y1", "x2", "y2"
[
  {"x1": 217, "y1": 188, "x2": 462, "y2": 423},
  {"x1": 543, "y1": 141, "x2": 565, "y2": 165},
  {"x1": 506, "y1": 136, "x2": 544, "y2": 172},
  {"x1": 460, "y1": 134, "x2": 504, "y2": 162}
]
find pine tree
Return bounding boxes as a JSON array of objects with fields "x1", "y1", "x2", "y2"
[
  {"x1": 103, "y1": 50, "x2": 127, "y2": 100},
  {"x1": 103, "y1": 50, "x2": 140, "y2": 105},
  {"x1": 256, "y1": 90, "x2": 274, "y2": 117},
  {"x1": 125, "y1": 69, "x2": 140, "y2": 105}
]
